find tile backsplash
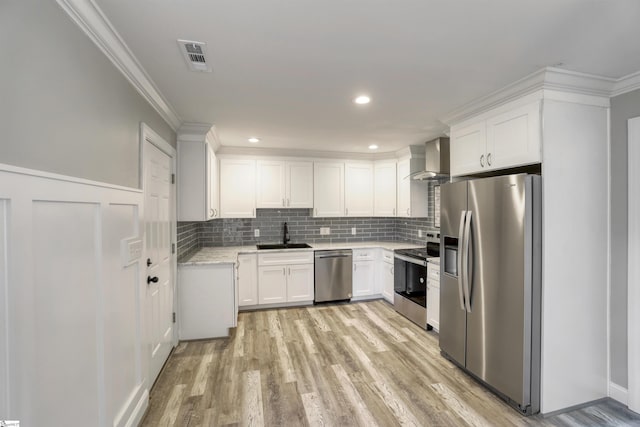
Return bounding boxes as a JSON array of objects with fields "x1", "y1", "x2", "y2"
[{"x1": 178, "y1": 180, "x2": 443, "y2": 258}]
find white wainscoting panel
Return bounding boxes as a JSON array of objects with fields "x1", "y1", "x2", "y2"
[{"x1": 0, "y1": 164, "x2": 145, "y2": 426}]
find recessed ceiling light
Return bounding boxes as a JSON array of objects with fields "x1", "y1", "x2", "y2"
[
  {"x1": 354, "y1": 95, "x2": 371, "y2": 105},
  {"x1": 248, "y1": 137, "x2": 260, "y2": 143},
  {"x1": 369, "y1": 144, "x2": 378, "y2": 150}
]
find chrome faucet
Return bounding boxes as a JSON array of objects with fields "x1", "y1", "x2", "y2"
[{"x1": 283, "y1": 222, "x2": 290, "y2": 244}]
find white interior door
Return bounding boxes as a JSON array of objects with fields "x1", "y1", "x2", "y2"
[{"x1": 144, "y1": 140, "x2": 175, "y2": 385}]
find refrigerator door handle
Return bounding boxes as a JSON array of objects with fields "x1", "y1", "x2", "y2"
[
  {"x1": 457, "y1": 210, "x2": 467, "y2": 311},
  {"x1": 462, "y1": 210, "x2": 473, "y2": 312}
]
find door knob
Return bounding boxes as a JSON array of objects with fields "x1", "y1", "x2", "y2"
[
  {"x1": 146, "y1": 258, "x2": 152, "y2": 267},
  {"x1": 147, "y1": 276, "x2": 159, "y2": 284}
]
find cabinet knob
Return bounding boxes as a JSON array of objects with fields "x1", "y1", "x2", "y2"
[
  {"x1": 487, "y1": 152, "x2": 492, "y2": 166},
  {"x1": 480, "y1": 154, "x2": 485, "y2": 167}
]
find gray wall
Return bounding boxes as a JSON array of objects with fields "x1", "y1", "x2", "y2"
[
  {"x1": 610, "y1": 88, "x2": 640, "y2": 387},
  {"x1": 0, "y1": 0, "x2": 176, "y2": 188}
]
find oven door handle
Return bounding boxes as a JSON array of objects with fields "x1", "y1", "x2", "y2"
[
  {"x1": 457, "y1": 210, "x2": 467, "y2": 311},
  {"x1": 394, "y1": 254, "x2": 427, "y2": 267}
]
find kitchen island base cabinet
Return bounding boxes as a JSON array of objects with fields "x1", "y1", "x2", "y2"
[{"x1": 178, "y1": 264, "x2": 236, "y2": 340}]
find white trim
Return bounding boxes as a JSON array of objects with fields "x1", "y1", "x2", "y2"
[
  {"x1": 606, "y1": 106, "x2": 612, "y2": 398},
  {"x1": 610, "y1": 382, "x2": 629, "y2": 406},
  {"x1": 141, "y1": 123, "x2": 176, "y2": 159},
  {"x1": 55, "y1": 0, "x2": 181, "y2": 130},
  {"x1": 123, "y1": 388, "x2": 149, "y2": 427},
  {"x1": 612, "y1": 71, "x2": 640, "y2": 98},
  {"x1": 0, "y1": 163, "x2": 142, "y2": 194},
  {"x1": 628, "y1": 116, "x2": 640, "y2": 414}
]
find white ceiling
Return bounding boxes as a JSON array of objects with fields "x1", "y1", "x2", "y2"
[{"x1": 96, "y1": 0, "x2": 640, "y2": 153}]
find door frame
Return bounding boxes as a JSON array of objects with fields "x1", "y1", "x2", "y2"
[
  {"x1": 629, "y1": 116, "x2": 640, "y2": 413},
  {"x1": 139, "y1": 123, "x2": 178, "y2": 352}
]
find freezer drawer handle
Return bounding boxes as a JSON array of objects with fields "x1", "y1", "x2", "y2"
[
  {"x1": 462, "y1": 210, "x2": 473, "y2": 312},
  {"x1": 457, "y1": 211, "x2": 467, "y2": 311}
]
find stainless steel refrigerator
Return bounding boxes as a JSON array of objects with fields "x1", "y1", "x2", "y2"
[{"x1": 440, "y1": 173, "x2": 541, "y2": 414}]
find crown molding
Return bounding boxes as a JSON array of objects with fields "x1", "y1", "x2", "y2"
[
  {"x1": 440, "y1": 67, "x2": 617, "y2": 125},
  {"x1": 56, "y1": 0, "x2": 182, "y2": 131},
  {"x1": 612, "y1": 70, "x2": 640, "y2": 98}
]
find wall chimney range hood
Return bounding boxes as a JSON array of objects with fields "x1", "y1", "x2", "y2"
[{"x1": 411, "y1": 137, "x2": 450, "y2": 180}]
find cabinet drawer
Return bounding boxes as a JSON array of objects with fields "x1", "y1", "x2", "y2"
[
  {"x1": 381, "y1": 249, "x2": 394, "y2": 264},
  {"x1": 353, "y1": 249, "x2": 375, "y2": 261},
  {"x1": 258, "y1": 251, "x2": 313, "y2": 266}
]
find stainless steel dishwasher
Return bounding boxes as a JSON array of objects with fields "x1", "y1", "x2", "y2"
[{"x1": 314, "y1": 249, "x2": 353, "y2": 302}]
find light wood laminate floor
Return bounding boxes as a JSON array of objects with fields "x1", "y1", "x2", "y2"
[{"x1": 141, "y1": 300, "x2": 640, "y2": 426}]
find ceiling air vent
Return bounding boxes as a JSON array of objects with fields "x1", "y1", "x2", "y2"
[{"x1": 177, "y1": 39, "x2": 212, "y2": 72}]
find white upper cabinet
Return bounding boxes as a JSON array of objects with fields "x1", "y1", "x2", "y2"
[
  {"x1": 178, "y1": 139, "x2": 219, "y2": 221},
  {"x1": 313, "y1": 162, "x2": 344, "y2": 217},
  {"x1": 256, "y1": 160, "x2": 287, "y2": 208},
  {"x1": 450, "y1": 100, "x2": 542, "y2": 176},
  {"x1": 287, "y1": 161, "x2": 314, "y2": 208},
  {"x1": 397, "y1": 156, "x2": 428, "y2": 218},
  {"x1": 256, "y1": 160, "x2": 313, "y2": 208},
  {"x1": 345, "y1": 162, "x2": 374, "y2": 216},
  {"x1": 219, "y1": 158, "x2": 256, "y2": 218},
  {"x1": 374, "y1": 161, "x2": 397, "y2": 217}
]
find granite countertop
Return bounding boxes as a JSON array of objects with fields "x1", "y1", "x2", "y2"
[
  {"x1": 179, "y1": 241, "x2": 423, "y2": 266},
  {"x1": 428, "y1": 257, "x2": 441, "y2": 265}
]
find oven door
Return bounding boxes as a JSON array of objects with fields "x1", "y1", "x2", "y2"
[{"x1": 394, "y1": 255, "x2": 427, "y2": 307}]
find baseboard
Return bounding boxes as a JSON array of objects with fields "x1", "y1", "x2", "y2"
[
  {"x1": 609, "y1": 382, "x2": 628, "y2": 405},
  {"x1": 124, "y1": 388, "x2": 149, "y2": 427}
]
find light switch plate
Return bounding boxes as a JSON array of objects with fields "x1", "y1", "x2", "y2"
[{"x1": 121, "y1": 237, "x2": 143, "y2": 267}]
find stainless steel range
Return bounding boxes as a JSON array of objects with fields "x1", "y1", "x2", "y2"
[{"x1": 393, "y1": 231, "x2": 440, "y2": 327}]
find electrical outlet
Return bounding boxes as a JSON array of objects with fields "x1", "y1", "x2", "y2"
[
  {"x1": 351, "y1": 227, "x2": 356, "y2": 235},
  {"x1": 419, "y1": 230, "x2": 423, "y2": 238},
  {"x1": 320, "y1": 227, "x2": 330, "y2": 235},
  {"x1": 254, "y1": 229, "x2": 260, "y2": 237}
]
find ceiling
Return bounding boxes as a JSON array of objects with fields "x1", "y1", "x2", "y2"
[{"x1": 96, "y1": 0, "x2": 640, "y2": 153}]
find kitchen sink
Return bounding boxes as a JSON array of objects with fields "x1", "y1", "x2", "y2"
[{"x1": 256, "y1": 243, "x2": 312, "y2": 250}]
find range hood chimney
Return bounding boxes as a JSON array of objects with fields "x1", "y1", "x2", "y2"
[{"x1": 412, "y1": 137, "x2": 450, "y2": 180}]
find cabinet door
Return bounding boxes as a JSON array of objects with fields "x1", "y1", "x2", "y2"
[
  {"x1": 353, "y1": 260, "x2": 375, "y2": 297},
  {"x1": 177, "y1": 141, "x2": 207, "y2": 221},
  {"x1": 450, "y1": 121, "x2": 487, "y2": 176},
  {"x1": 219, "y1": 158, "x2": 256, "y2": 218},
  {"x1": 206, "y1": 143, "x2": 219, "y2": 219},
  {"x1": 396, "y1": 159, "x2": 411, "y2": 217},
  {"x1": 258, "y1": 265, "x2": 287, "y2": 304},
  {"x1": 287, "y1": 161, "x2": 313, "y2": 208},
  {"x1": 486, "y1": 101, "x2": 541, "y2": 171},
  {"x1": 345, "y1": 163, "x2": 373, "y2": 216},
  {"x1": 286, "y1": 264, "x2": 314, "y2": 302},
  {"x1": 374, "y1": 161, "x2": 397, "y2": 217},
  {"x1": 256, "y1": 160, "x2": 286, "y2": 208},
  {"x1": 427, "y1": 283, "x2": 440, "y2": 331},
  {"x1": 313, "y1": 162, "x2": 344, "y2": 217},
  {"x1": 237, "y1": 254, "x2": 258, "y2": 307},
  {"x1": 381, "y1": 262, "x2": 394, "y2": 303}
]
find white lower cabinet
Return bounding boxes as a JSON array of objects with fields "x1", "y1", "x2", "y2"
[
  {"x1": 352, "y1": 249, "x2": 377, "y2": 298},
  {"x1": 379, "y1": 249, "x2": 395, "y2": 303},
  {"x1": 237, "y1": 254, "x2": 258, "y2": 306},
  {"x1": 426, "y1": 261, "x2": 440, "y2": 331},
  {"x1": 256, "y1": 251, "x2": 314, "y2": 305},
  {"x1": 178, "y1": 264, "x2": 236, "y2": 340}
]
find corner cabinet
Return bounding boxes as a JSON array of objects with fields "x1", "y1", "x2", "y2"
[
  {"x1": 374, "y1": 161, "x2": 397, "y2": 217},
  {"x1": 219, "y1": 158, "x2": 256, "y2": 218},
  {"x1": 345, "y1": 162, "x2": 374, "y2": 216},
  {"x1": 313, "y1": 162, "x2": 344, "y2": 217},
  {"x1": 256, "y1": 160, "x2": 313, "y2": 209},
  {"x1": 450, "y1": 100, "x2": 542, "y2": 176},
  {"x1": 177, "y1": 140, "x2": 219, "y2": 221}
]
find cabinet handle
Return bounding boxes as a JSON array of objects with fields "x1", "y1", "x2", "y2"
[
  {"x1": 288, "y1": 267, "x2": 291, "y2": 276},
  {"x1": 282, "y1": 198, "x2": 285, "y2": 207},
  {"x1": 283, "y1": 267, "x2": 286, "y2": 275},
  {"x1": 480, "y1": 154, "x2": 485, "y2": 167},
  {"x1": 487, "y1": 152, "x2": 492, "y2": 166}
]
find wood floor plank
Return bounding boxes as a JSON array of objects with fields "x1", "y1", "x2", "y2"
[{"x1": 142, "y1": 300, "x2": 640, "y2": 427}]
